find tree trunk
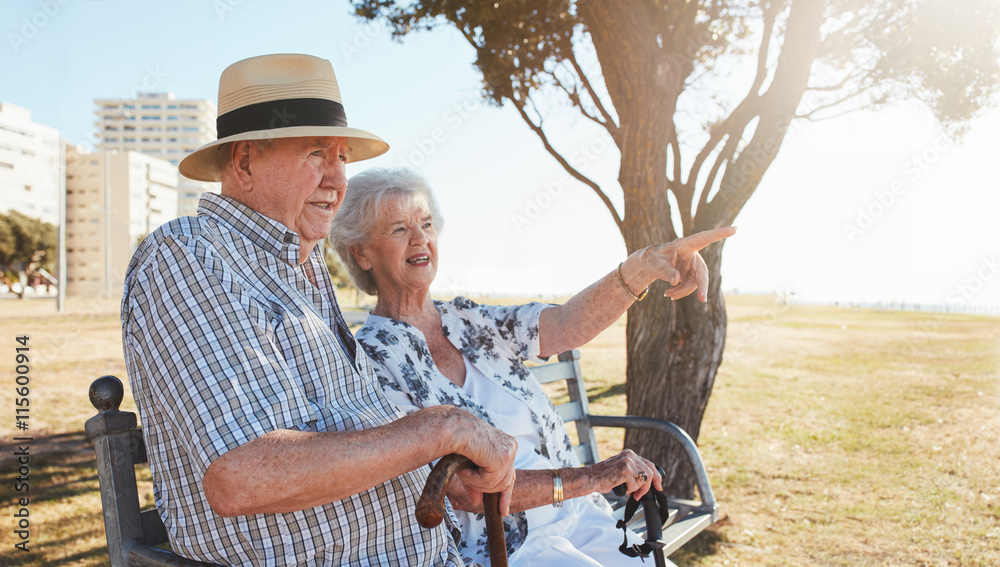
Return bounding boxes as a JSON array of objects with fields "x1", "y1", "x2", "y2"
[
  {"x1": 623, "y1": 246, "x2": 726, "y2": 499},
  {"x1": 613, "y1": 119, "x2": 725, "y2": 499}
]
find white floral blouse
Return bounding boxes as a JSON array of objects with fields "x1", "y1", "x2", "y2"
[{"x1": 356, "y1": 297, "x2": 590, "y2": 564}]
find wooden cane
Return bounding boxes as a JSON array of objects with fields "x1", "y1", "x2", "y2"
[{"x1": 416, "y1": 453, "x2": 508, "y2": 567}]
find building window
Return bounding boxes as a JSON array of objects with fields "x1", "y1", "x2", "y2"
[{"x1": 0, "y1": 162, "x2": 12, "y2": 169}]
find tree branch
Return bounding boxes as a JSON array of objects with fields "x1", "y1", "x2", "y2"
[
  {"x1": 697, "y1": 132, "x2": 741, "y2": 218},
  {"x1": 511, "y1": 97, "x2": 624, "y2": 232},
  {"x1": 700, "y1": 0, "x2": 826, "y2": 229},
  {"x1": 687, "y1": 4, "x2": 777, "y2": 196},
  {"x1": 668, "y1": 130, "x2": 682, "y2": 184},
  {"x1": 749, "y1": 3, "x2": 778, "y2": 97},
  {"x1": 564, "y1": 47, "x2": 622, "y2": 145},
  {"x1": 549, "y1": 69, "x2": 609, "y2": 131},
  {"x1": 798, "y1": 87, "x2": 873, "y2": 119}
]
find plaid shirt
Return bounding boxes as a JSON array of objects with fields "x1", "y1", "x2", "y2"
[{"x1": 121, "y1": 193, "x2": 467, "y2": 566}]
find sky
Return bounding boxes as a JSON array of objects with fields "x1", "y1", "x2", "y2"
[{"x1": 2, "y1": 0, "x2": 998, "y2": 309}]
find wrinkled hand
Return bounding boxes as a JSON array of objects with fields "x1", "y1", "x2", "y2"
[
  {"x1": 588, "y1": 449, "x2": 663, "y2": 501},
  {"x1": 638, "y1": 227, "x2": 736, "y2": 302},
  {"x1": 454, "y1": 414, "x2": 518, "y2": 515}
]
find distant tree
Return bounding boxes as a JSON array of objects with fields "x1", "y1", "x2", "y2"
[
  {"x1": 0, "y1": 213, "x2": 15, "y2": 270},
  {"x1": 354, "y1": 0, "x2": 1000, "y2": 495},
  {"x1": 0, "y1": 211, "x2": 57, "y2": 290},
  {"x1": 324, "y1": 240, "x2": 354, "y2": 287}
]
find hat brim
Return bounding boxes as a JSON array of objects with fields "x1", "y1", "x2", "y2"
[{"x1": 178, "y1": 126, "x2": 389, "y2": 182}]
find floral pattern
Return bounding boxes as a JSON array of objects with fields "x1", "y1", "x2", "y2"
[{"x1": 357, "y1": 297, "x2": 586, "y2": 564}]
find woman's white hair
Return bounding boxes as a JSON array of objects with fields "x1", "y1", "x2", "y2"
[{"x1": 330, "y1": 167, "x2": 444, "y2": 296}]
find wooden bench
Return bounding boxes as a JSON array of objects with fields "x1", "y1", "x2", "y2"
[{"x1": 86, "y1": 350, "x2": 717, "y2": 566}]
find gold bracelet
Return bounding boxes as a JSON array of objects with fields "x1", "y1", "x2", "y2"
[
  {"x1": 616, "y1": 262, "x2": 648, "y2": 302},
  {"x1": 551, "y1": 470, "x2": 564, "y2": 508}
]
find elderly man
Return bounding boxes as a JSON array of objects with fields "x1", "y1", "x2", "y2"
[{"x1": 121, "y1": 53, "x2": 516, "y2": 566}]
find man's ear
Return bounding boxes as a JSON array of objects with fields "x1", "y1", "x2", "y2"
[
  {"x1": 229, "y1": 141, "x2": 254, "y2": 191},
  {"x1": 352, "y1": 244, "x2": 373, "y2": 271}
]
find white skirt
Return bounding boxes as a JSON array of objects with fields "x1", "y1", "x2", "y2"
[{"x1": 503, "y1": 495, "x2": 676, "y2": 567}]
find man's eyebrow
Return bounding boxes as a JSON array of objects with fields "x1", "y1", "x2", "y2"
[{"x1": 305, "y1": 139, "x2": 351, "y2": 152}]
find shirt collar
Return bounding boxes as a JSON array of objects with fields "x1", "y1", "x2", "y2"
[{"x1": 197, "y1": 192, "x2": 315, "y2": 266}]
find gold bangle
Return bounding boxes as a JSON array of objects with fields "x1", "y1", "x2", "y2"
[
  {"x1": 616, "y1": 262, "x2": 648, "y2": 302},
  {"x1": 551, "y1": 470, "x2": 564, "y2": 508}
]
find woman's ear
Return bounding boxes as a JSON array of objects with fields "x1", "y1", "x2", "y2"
[{"x1": 352, "y1": 244, "x2": 373, "y2": 271}]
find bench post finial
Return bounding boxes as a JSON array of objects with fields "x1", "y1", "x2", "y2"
[{"x1": 86, "y1": 375, "x2": 144, "y2": 567}]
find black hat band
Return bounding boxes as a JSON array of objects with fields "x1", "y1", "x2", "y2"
[{"x1": 216, "y1": 98, "x2": 348, "y2": 139}]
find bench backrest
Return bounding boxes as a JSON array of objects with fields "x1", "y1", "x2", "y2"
[{"x1": 528, "y1": 349, "x2": 602, "y2": 465}]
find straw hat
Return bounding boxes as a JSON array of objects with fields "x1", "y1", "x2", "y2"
[{"x1": 179, "y1": 53, "x2": 389, "y2": 182}]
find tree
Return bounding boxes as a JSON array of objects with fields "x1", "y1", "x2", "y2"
[
  {"x1": 354, "y1": 0, "x2": 1000, "y2": 495},
  {"x1": 0, "y1": 211, "x2": 58, "y2": 292},
  {"x1": 324, "y1": 239, "x2": 353, "y2": 287},
  {"x1": 0, "y1": 213, "x2": 15, "y2": 271}
]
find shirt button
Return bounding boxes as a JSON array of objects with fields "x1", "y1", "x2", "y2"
[{"x1": 283, "y1": 233, "x2": 294, "y2": 244}]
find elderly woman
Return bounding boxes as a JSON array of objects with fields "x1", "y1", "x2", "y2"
[{"x1": 331, "y1": 168, "x2": 734, "y2": 567}]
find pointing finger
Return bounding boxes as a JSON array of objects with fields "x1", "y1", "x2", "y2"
[{"x1": 678, "y1": 226, "x2": 736, "y2": 252}]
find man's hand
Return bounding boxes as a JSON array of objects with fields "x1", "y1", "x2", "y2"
[{"x1": 450, "y1": 411, "x2": 518, "y2": 515}]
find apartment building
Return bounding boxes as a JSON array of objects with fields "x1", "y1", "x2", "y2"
[
  {"x1": 0, "y1": 102, "x2": 62, "y2": 226},
  {"x1": 94, "y1": 92, "x2": 217, "y2": 216},
  {"x1": 64, "y1": 145, "x2": 178, "y2": 298}
]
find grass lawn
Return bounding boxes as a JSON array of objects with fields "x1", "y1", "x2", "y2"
[{"x1": 0, "y1": 294, "x2": 997, "y2": 566}]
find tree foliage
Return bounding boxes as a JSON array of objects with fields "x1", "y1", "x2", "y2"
[
  {"x1": 0, "y1": 210, "x2": 57, "y2": 276},
  {"x1": 357, "y1": 0, "x2": 999, "y2": 232},
  {"x1": 324, "y1": 239, "x2": 354, "y2": 288},
  {"x1": 354, "y1": 0, "x2": 1000, "y2": 495}
]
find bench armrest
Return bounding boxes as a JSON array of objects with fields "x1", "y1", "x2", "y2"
[{"x1": 586, "y1": 414, "x2": 718, "y2": 522}]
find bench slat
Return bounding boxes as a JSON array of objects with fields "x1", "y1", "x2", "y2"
[
  {"x1": 530, "y1": 361, "x2": 576, "y2": 384},
  {"x1": 554, "y1": 401, "x2": 584, "y2": 424},
  {"x1": 573, "y1": 443, "x2": 593, "y2": 464}
]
